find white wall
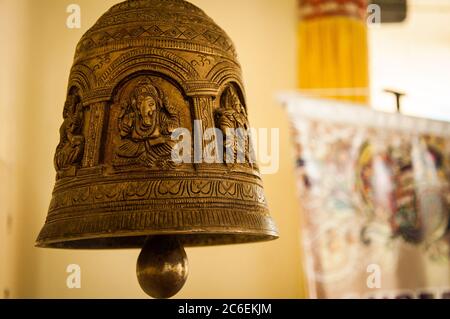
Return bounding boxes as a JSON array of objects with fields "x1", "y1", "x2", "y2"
[
  {"x1": 0, "y1": 0, "x2": 28, "y2": 299},
  {"x1": 370, "y1": 0, "x2": 450, "y2": 121}
]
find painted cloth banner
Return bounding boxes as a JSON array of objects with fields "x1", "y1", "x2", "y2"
[{"x1": 283, "y1": 95, "x2": 450, "y2": 299}]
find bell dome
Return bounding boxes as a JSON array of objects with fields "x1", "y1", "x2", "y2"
[{"x1": 75, "y1": 0, "x2": 237, "y2": 64}]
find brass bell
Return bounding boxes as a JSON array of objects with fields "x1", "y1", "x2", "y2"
[{"x1": 36, "y1": 0, "x2": 278, "y2": 298}]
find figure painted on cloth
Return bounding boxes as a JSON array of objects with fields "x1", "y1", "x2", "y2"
[
  {"x1": 355, "y1": 141, "x2": 422, "y2": 244},
  {"x1": 116, "y1": 78, "x2": 180, "y2": 169},
  {"x1": 54, "y1": 88, "x2": 85, "y2": 172},
  {"x1": 356, "y1": 138, "x2": 450, "y2": 247}
]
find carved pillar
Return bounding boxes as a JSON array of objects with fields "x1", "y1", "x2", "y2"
[
  {"x1": 191, "y1": 96, "x2": 217, "y2": 164},
  {"x1": 83, "y1": 101, "x2": 107, "y2": 167}
]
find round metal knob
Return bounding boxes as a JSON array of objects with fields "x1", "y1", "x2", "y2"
[{"x1": 136, "y1": 236, "x2": 188, "y2": 299}]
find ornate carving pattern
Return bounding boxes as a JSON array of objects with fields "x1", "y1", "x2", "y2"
[
  {"x1": 68, "y1": 48, "x2": 242, "y2": 100},
  {"x1": 92, "y1": 54, "x2": 111, "y2": 73},
  {"x1": 38, "y1": 0, "x2": 277, "y2": 250},
  {"x1": 191, "y1": 54, "x2": 213, "y2": 67},
  {"x1": 54, "y1": 88, "x2": 85, "y2": 174},
  {"x1": 207, "y1": 61, "x2": 244, "y2": 87},
  {"x1": 106, "y1": 0, "x2": 206, "y2": 16},
  {"x1": 215, "y1": 85, "x2": 253, "y2": 166},
  {"x1": 82, "y1": 88, "x2": 112, "y2": 104},
  {"x1": 68, "y1": 64, "x2": 94, "y2": 92},
  {"x1": 195, "y1": 97, "x2": 214, "y2": 129},
  {"x1": 83, "y1": 102, "x2": 106, "y2": 167},
  {"x1": 184, "y1": 81, "x2": 220, "y2": 96},
  {"x1": 191, "y1": 96, "x2": 216, "y2": 159},
  {"x1": 114, "y1": 77, "x2": 180, "y2": 169},
  {"x1": 38, "y1": 209, "x2": 277, "y2": 249},
  {"x1": 79, "y1": 25, "x2": 230, "y2": 51},
  {"x1": 48, "y1": 178, "x2": 267, "y2": 214},
  {"x1": 98, "y1": 47, "x2": 199, "y2": 85},
  {"x1": 76, "y1": 0, "x2": 236, "y2": 58}
]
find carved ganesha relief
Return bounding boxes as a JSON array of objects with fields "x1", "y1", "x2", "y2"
[{"x1": 107, "y1": 75, "x2": 191, "y2": 169}]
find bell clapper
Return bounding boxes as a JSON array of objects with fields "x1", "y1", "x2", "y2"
[{"x1": 136, "y1": 236, "x2": 189, "y2": 299}]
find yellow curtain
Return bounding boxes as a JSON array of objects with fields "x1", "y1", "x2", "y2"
[{"x1": 298, "y1": 0, "x2": 370, "y2": 104}]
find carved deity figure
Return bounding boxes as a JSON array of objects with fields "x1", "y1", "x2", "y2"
[
  {"x1": 215, "y1": 86, "x2": 252, "y2": 165},
  {"x1": 116, "y1": 78, "x2": 180, "y2": 168},
  {"x1": 54, "y1": 89, "x2": 85, "y2": 171}
]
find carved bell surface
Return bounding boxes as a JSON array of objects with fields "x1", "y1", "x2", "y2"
[{"x1": 36, "y1": 0, "x2": 278, "y2": 298}]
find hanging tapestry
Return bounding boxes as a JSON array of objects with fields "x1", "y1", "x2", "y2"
[{"x1": 283, "y1": 95, "x2": 450, "y2": 299}]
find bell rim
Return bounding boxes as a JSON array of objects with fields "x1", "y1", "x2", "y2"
[{"x1": 35, "y1": 228, "x2": 279, "y2": 250}]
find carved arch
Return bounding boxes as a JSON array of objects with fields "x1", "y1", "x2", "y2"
[
  {"x1": 98, "y1": 48, "x2": 200, "y2": 91},
  {"x1": 207, "y1": 61, "x2": 245, "y2": 95},
  {"x1": 217, "y1": 81, "x2": 247, "y2": 111},
  {"x1": 68, "y1": 64, "x2": 94, "y2": 95}
]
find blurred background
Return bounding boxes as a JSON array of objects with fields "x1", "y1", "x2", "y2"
[{"x1": 0, "y1": 0, "x2": 450, "y2": 298}]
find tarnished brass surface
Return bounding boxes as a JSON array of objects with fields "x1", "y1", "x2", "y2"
[
  {"x1": 37, "y1": 0, "x2": 278, "y2": 249},
  {"x1": 36, "y1": 0, "x2": 278, "y2": 297}
]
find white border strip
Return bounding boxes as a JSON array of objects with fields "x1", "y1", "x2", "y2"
[{"x1": 278, "y1": 92, "x2": 450, "y2": 137}]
